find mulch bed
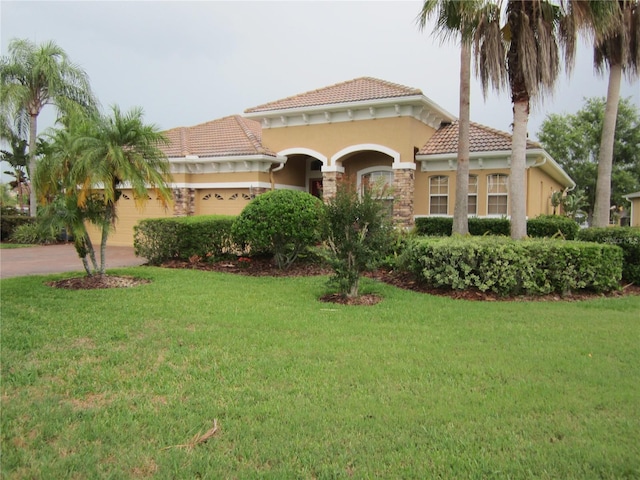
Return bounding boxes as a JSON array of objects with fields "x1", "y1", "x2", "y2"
[{"x1": 46, "y1": 256, "x2": 640, "y2": 304}]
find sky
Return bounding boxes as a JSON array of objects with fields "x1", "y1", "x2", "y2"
[{"x1": 1, "y1": 0, "x2": 639, "y2": 154}]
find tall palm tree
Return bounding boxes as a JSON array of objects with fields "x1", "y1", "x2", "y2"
[
  {"x1": 418, "y1": 0, "x2": 489, "y2": 235},
  {"x1": 592, "y1": 0, "x2": 639, "y2": 227},
  {"x1": 0, "y1": 38, "x2": 97, "y2": 216},
  {"x1": 74, "y1": 105, "x2": 173, "y2": 274},
  {"x1": 473, "y1": 0, "x2": 613, "y2": 239}
]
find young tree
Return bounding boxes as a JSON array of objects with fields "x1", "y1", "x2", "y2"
[
  {"x1": 0, "y1": 38, "x2": 97, "y2": 216},
  {"x1": 592, "y1": 0, "x2": 639, "y2": 227},
  {"x1": 320, "y1": 177, "x2": 394, "y2": 299}
]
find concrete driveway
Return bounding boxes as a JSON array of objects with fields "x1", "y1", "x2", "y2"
[{"x1": 0, "y1": 244, "x2": 147, "y2": 279}]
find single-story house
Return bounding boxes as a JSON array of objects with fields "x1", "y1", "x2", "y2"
[
  {"x1": 624, "y1": 192, "x2": 640, "y2": 227},
  {"x1": 101, "y1": 77, "x2": 575, "y2": 246}
]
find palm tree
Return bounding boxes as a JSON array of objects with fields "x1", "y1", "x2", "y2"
[
  {"x1": 34, "y1": 110, "x2": 102, "y2": 274},
  {"x1": 473, "y1": 0, "x2": 617, "y2": 239},
  {"x1": 592, "y1": 0, "x2": 639, "y2": 227},
  {"x1": 73, "y1": 106, "x2": 173, "y2": 274},
  {"x1": 417, "y1": 0, "x2": 488, "y2": 235},
  {"x1": 0, "y1": 38, "x2": 97, "y2": 216}
]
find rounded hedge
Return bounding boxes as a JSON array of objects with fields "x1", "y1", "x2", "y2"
[{"x1": 231, "y1": 189, "x2": 323, "y2": 269}]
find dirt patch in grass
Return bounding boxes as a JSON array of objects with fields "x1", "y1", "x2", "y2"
[{"x1": 47, "y1": 275, "x2": 151, "y2": 290}]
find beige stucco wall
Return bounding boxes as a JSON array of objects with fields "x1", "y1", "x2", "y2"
[
  {"x1": 630, "y1": 197, "x2": 640, "y2": 227},
  {"x1": 263, "y1": 117, "x2": 435, "y2": 166},
  {"x1": 526, "y1": 166, "x2": 565, "y2": 218}
]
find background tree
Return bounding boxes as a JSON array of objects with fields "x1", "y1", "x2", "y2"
[
  {"x1": 592, "y1": 0, "x2": 639, "y2": 227},
  {"x1": 538, "y1": 96, "x2": 640, "y2": 221},
  {"x1": 418, "y1": 0, "x2": 490, "y2": 235},
  {"x1": 0, "y1": 38, "x2": 97, "y2": 216}
]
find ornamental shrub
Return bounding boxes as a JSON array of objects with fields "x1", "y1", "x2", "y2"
[
  {"x1": 231, "y1": 189, "x2": 323, "y2": 270},
  {"x1": 414, "y1": 217, "x2": 452, "y2": 236},
  {"x1": 400, "y1": 236, "x2": 622, "y2": 296},
  {"x1": 319, "y1": 178, "x2": 395, "y2": 298},
  {"x1": 577, "y1": 227, "x2": 640, "y2": 284},
  {"x1": 134, "y1": 215, "x2": 235, "y2": 265},
  {"x1": 527, "y1": 214, "x2": 579, "y2": 239}
]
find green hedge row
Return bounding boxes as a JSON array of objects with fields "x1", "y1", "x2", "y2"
[
  {"x1": 577, "y1": 227, "x2": 640, "y2": 284},
  {"x1": 414, "y1": 215, "x2": 579, "y2": 239},
  {"x1": 400, "y1": 236, "x2": 622, "y2": 296},
  {"x1": 134, "y1": 215, "x2": 235, "y2": 265}
]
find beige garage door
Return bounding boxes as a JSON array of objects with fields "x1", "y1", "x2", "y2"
[
  {"x1": 88, "y1": 190, "x2": 173, "y2": 247},
  {"x1": 195, "y1": 189, "x2": 252, "y2": 216}
]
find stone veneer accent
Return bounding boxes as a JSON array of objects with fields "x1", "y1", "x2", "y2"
[
  {"x1": 172, "y1": 188, "x2": 195, "y2": 216},
  {"x1": 393, "y1": 168, "x2": 415, "y2": 229},
  {"x1": 321, "y1": 171, "x2": 344, "y2": 201}
]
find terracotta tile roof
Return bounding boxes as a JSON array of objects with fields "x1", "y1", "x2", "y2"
[
  {"x1": 162, "y1": 115, "x2": 277, "y2": 158},
  {"x1": 245, "y1": 77, "x2": 422, "y2": 113},
  {"x1": 418, "y1": 121, "x2": 541, "y2": 155}
]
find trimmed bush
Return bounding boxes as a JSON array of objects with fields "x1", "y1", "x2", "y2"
[
  {"x1": 414, "y1": 217, "x2": 452, "y2": 236},
  {"x1": 134, "y1": 215, "x2": 235, "y2": 265},
  {"x1": 577, "y1": 227, "x2": 640, "y2": 284},
  {"x1": 469, "y1": 217, "x2": 511, "y2": 236},
  {"x1": 527, "y1": 214, "x2": 579, "y2": 239},
  {"x1": 400, "y1": 236, "x2": 622, "y2": 296},
  {"x1": 232, "y1": 190, "x2": 323, "y2": 270},
  {"x1": 414, "y1": 217, "x2": 511, "y2": 237}
]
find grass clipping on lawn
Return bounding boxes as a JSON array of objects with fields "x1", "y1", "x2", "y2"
[{"x1": 162, "y1": 420, "x2": 220, "y2": 451}]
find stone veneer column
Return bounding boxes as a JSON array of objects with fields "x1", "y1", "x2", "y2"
[
  {"x1": 172, "y1": 188, "x2": 195, "y2": 217},
  {"x1": 321, "y1": 168, "x2": 345, "y2": 201},
  {"x1": 392, "y1": 166, "x2": 415, "y2": 229}
]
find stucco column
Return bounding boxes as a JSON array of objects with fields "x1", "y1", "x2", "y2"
[
  {"x1": 173, "y1": 188, "x2": 195, "y2": 217},
  {"x1": 392, "y1": 165, "x2": 415, "y2": 229},
  {"x1": 321, "y1": 167, "x2": 345, "y2": 201}
]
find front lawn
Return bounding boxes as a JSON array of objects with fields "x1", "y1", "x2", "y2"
[{"x1": 1, "y1": 268, "x2": 639, "y2": 479}]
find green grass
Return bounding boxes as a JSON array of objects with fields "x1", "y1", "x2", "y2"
[
  {"x1": 1, "y1": 268, "x2": 639, "y2": 479},
  {"x1": 0, "y1": 242, "x2": 34, "y2": 249}
]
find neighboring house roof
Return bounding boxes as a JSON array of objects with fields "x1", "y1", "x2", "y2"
[
  {"x1": 162, "y1": 115, "x2": 277, "y2": 158},
  {"x1": 625, "y1": 191, "x2": 640, "y2": 199},
  {"x1": 244, "y1": 77, "x2": 423, "y2": 113},
  {"x1": 418, "y1": 121, "x2": 540, "y2": 155}
]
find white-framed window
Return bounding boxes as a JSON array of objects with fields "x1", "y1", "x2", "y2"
[
  {"x1": 429, "y1": 175, "x2": 449, "y2": 215},
  {"x1": 487, "y1": 174, "x2": 508, "y2": 215},
  {"x1": 468, "y1": 175, "x2": 478, "y2": 216},
  {"x1": 358, "y1": 167, "x2": 394, "y2": 215}
]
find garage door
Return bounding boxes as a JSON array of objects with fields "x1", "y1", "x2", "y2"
[
  {"x1": 88, "y1": 190, "x2": 173, "y2": 247},
  {"x1": 195, "y1": 189, "x2": 253, "y2": 216}
]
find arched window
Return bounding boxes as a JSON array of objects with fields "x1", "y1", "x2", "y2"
[
  {"x1": 360, "y1": 169, "x2": 393, "y2": 194},
  {"x1": 487, "y1": 174, "x2": 508, "y2": 215},
  {"x1": 429, "y1": 175, "x2": 449, "y2": 215},
  {"x1": 468, "y1": 175, "x2": 478, "y2": 215}
]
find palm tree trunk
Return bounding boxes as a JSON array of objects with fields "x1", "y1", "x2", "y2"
[
  {"x1": 28, "y1": 113, "x2": 38, "y2": 217},
  {"x1": 452, "y1": 40, "x2": 471, "y2": 235},
  {"x1": 510, "y1": 100, "x2": 529, "y2": 239},
  {"x1": 592, "y1": 62, "x2": 622, "y2": 228},
  {"x1": 99, "y1": 225, "x2": 108, "y2": 275}
]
